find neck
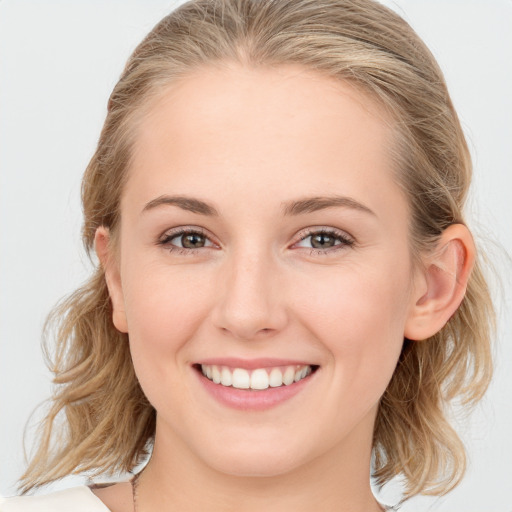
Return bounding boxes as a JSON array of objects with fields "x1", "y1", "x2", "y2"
[{"x1": 136, "y1": 415, "x2": 383, "y2": 512}]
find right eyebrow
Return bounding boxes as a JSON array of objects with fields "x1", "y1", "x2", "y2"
[
  {"x1": 282, "y1": 195, "x2": 376, "y2": 217},
  {"x1": 141, "y1": 195, "x2": 219, "y2": 216}
]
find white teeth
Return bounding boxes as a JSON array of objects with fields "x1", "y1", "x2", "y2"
[
  {"x1": 250, "y1": 369, "x2": 269, "y2": 390},
  {"x1": 232, "y1": 368, "x2": 250, "y2": 389},
  {"x1": 200, "y1": 364, "x2": 313, "y2": 390},
  {"x1": 269, "y1": 367, "x2": 283, "y2": 387},
  {"x1": 212, "y1": 366, "x2": 221, "y2": 384},
  {"x1": 220, "y1": 367, "x2": 232, "y2": 386},
  {"x1": 283, "y1": 367, "x2": 295, "y2": 386}
]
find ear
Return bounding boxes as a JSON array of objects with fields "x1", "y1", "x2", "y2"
[
  {"x1": 404, "y1": 224, "x2": 475, "y2": 341},
  {"x1": 94, "y1": 226, "x2": 128, "y2": 333}
]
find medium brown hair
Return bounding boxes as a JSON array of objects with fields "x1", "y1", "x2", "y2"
[{"x1": 21, "y1": 0, "x2": 494, "y2": 499}]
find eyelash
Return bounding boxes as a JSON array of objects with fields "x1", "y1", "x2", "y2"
[
  {"x1": 295, "y1": 228, "x2": 354, "y2": 255},
  {"x1": 158, "y1": 228, "x2": 212, "y2": 256},
  {"x1": 157, "y1": 227, "x2": 355, "y2": 256}
]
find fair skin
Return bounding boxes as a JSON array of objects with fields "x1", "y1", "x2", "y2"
[{"x1": 94, "y1": 63, "x2": 474, "y2": 512}]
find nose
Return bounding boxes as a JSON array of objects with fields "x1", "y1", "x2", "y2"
[{"x1": 211, "y1": 248, "x2": 288, "y2": 341}]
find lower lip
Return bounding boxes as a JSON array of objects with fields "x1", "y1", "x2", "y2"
[{"x1": 194, "y1": 368, "x2": 316, "y2": 411}]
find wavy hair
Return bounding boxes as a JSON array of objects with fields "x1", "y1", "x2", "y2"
[{"x1": 21, "y1": 0, "x2": 494, "y2": 499}]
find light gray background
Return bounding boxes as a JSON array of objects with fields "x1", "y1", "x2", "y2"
[{"x1": 1, "y1": 1, "x2": 511, "y2": 510}]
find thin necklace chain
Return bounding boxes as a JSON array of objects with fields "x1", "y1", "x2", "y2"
[{"x1": 131, "y1": 472, "x2": 141, "y2": 512}]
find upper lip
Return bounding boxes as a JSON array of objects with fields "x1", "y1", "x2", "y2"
[{"x1": 195, "y1": 357, "x2": 317, "y2": 370}]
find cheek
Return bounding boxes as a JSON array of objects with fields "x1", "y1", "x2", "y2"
[
  {"x1": 300, "y1": 259, "x2": 410, "y2": 331},
  {"x1": 296, "y1": 262, "x2": 411, "y2": 396},
  {"x1": 120, "y1": 262, "x2": 213, "y2": 397}
]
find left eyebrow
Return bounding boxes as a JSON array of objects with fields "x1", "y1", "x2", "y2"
[
  {"x1": 142, "y1": 195, "x2": 219, "y2": 216},
  {"x1": 282, "y1": 195, "x2": 376, "y2": 217}
]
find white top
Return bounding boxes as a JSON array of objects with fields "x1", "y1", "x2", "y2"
[
  {"x1": 0, "y1": 486, "x2": 397, "y2": 511},
  {"x1": 0, "y1": 486, "x2": 110, "y2": 512}
]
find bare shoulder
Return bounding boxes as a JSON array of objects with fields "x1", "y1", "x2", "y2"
[{"x1": 90, "y1": 481, "x2": 133, "y2": 512}]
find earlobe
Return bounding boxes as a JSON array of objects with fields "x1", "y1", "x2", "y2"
[
  {"x1": 94, "y1": 226, "x2": 128, "y2": 334},
  {"x1": 404, "y1": 224, "x2": 475, "y2": 341}
]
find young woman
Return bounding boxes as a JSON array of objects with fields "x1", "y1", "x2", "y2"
[{"x1": 0, "y1": 0, "x2": 497, "y2": 511}]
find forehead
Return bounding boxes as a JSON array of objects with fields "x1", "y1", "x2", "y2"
[{"x1": 127, "y1": 63, "x2": 405, "y2": 220}]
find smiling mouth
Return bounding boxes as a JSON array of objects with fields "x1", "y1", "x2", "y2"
[{"x1": 195, "y1": 364, "x2": 319, "y2": 391}]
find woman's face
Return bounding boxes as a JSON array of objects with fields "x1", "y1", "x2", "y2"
[{"x1": 105, "y1": 64, "x2": 424, "y2": 477}]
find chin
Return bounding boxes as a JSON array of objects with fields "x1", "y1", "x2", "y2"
[{"x1": 196, "y1": 435, "x2": 310, "y2": 478}]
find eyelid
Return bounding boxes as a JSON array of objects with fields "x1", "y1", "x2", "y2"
[
  {"x1": 156, "y1": 225, "x2": 354, "y2": 254},
  {"x1": 157, "y1": 226, "x2": 220, "y2": 249},
  {"x1": 294, "y1": 226, "x2": 354, "y2": 242},
  {"x1": 292, "y1": 226, "x2": 355, "y2": 252}
]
